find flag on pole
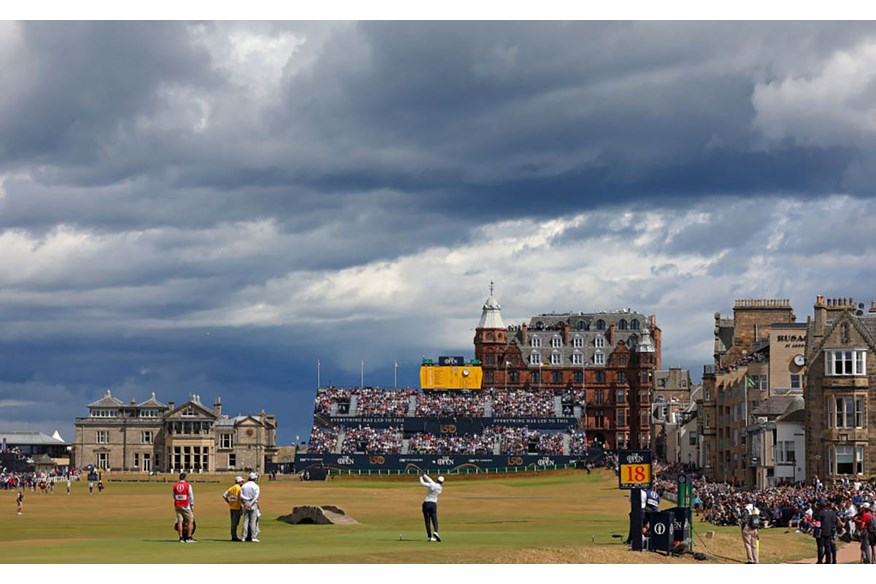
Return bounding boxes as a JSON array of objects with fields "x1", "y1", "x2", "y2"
[{"x1": 746, "y1": 376, "x2": 757, "y2": 389}]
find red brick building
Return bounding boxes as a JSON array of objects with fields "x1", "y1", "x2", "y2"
[{"x1": 473, "y1": 284, "x2": 660, "y2": 450}]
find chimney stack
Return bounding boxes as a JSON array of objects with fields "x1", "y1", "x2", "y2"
[
  {"x1": 214, "y1": 396, "x2": 222, "y2": 417},
  {"x1": 814, "y1": 295, "x2": 826, "y2": 339}
]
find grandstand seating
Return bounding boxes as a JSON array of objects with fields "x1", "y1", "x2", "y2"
[{"x1": 307, "y1": 387, "x2": 592, "y2": 456}]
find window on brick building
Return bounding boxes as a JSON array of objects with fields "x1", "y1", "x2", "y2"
[{"x1": 552, "y1": 371, "x2": 562, "y2": 383}]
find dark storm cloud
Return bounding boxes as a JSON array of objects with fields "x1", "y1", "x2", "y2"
[{"x1": 4, "y1": 22, "x2": 876, "y2": 236}]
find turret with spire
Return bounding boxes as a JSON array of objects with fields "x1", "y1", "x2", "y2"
[{"x1": 478, "y1": 281, "x2": 505, "y2": 329}]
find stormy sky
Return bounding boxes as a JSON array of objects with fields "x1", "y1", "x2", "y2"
[{"x1": 3, "y1": 21, "x2": 876, "y2": 445}]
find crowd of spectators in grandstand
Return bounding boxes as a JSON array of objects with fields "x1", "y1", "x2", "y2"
[
  {"x1": 308, "y1": 424, "x2": 591, "y2": 456},
  {"x1": 313, "y1": 388, "x2": 352, "y2": 415},
  {"x1": 490, "y1": 389, "x2": 556, "y2": 417},
  {"x1": 355, "y1": 388, "x2": 417, "y2": 416},
  {"x1": 307, "y1": 427, "x2": 339, "y2": 453},
  {"x1": 415, "y1": 391, "x2": 487, "y2": 417},
  {"x1": 314, "y1": 386, "x2": 577, "y2": 418},
  {"x1": 309, "y1": 387, "x2": 594, "y2": 456},
  {"x1": 340, "y1": 426, "x2": 403, "y2": 454}
]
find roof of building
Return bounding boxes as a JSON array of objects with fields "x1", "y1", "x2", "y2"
[
  {"x1": 478, "y1": 283, "x2": 505, "y2": 330},
  {"x1": 778, "y1": 406, "x2": 806, "y2": 425},
  {"x1": 0, "y1": 431, "x2": 69, "y2": 446},
  {"x1": 87, "y1": 390, "x2": 125, "y2": 408},
  {"x1": 137, "y1": 392, "x2": 168, "y2": 408},
  {"x1": 752, "y1": 396, "x2": 799, "y2": 417}
]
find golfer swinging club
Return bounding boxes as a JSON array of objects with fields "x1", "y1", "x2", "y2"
[{"x1": 419, "y1": 471, "x2": 444, "y2": 542}]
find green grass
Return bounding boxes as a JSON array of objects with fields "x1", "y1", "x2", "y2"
[{"x1": 0, "y1": 469, "x2": 817, "y2": 563}]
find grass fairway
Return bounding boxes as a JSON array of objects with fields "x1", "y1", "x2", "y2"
[{"x1": 0, "y1": 469, "x2": 817, "y2": 563}]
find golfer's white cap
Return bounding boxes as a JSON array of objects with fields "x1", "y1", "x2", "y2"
[
  {"x1": 249, "y1": 472, "x2": 258, "y2": 480},
  {"x1": 235, "y1": 476, "x2": 244, "y2": 483},
  {"x1": 437, "y1": 476, "x2": 445, "y2": 483}
]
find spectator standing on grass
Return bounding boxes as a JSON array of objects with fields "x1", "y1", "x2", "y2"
[
  {"x1": 419, "y1": 472, "x2": 444, "y2": 542},
  {"x1": 741, "y1": 503, "x2": 761, "y2": 564},
  {"x1": 854, "y1": 503, "x2": 873, "y2": 563},
  {"x1": 816, "y1": 500, "x2": 838, "y2": 564},
  {"x1": 172, "y1": 472, "x2": 196, "y2": 543},
  {"x1": 240, "y1": 472, "x2": 261, "y2": 542},
  {"x1": 223, "y1": 476, "x2": 245, "y2": 542}
]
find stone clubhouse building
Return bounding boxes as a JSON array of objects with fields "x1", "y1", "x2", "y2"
[{"x1": 72, "y1": 391, "x2": 277, "y2": 474}]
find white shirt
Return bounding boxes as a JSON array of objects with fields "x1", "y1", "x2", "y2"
[
  {"x1": 240, "y1": 480, "x2": 260, "y2": 509},
  {"x1": 420, "y1": 475, "x2": 443, "y2": 503}
]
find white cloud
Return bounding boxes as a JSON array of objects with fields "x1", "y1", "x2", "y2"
[{"x1": 752, "y1": 41, "x2": 876, "y2": 148}]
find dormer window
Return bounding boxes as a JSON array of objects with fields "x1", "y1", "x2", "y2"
[
  {"x1": 594, "y1": 351, "x2": 605, "y2": 366},
  {"x1": 826, "y1": 349, "x2": 866, "y2": 376},
  {"x1": 596, "y1": 319, "x2": 606, "y2": 331},
  {"x1": 618, "y1": 319, "x2": 628, "y2": 330},
  {"x1": 573, "y1": 336, "x2": 583, "y2": 348},
  {"x1": 551, "y1": 336, "x2": 562, "y2": 348},
  {"x1": 595, "y1": 336, "x2": 605, "y2": 348},
  {"x1": 551, "y1": 351, "x2": 562, "y2": 365},
  {"x1": 576, "y1": 321, "x2": 587, "y2": 331},
  {"x1": 531, "y1": 336, "x2": 541, "y2": 348},
  {"x1": 535, "y1": 321, "x2": 545, "y2": 330},
  {"x1": 90, "y1": 409, "x2": 118, "y2": 418},
  {"x1": 530, "y1": 352, "x2": 541, "y2": 365},
  {"x1": 630, "y1": 319, "x2": 640, "y2": 330}
]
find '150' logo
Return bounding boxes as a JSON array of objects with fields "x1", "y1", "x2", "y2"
[
  {"x1": 369, "y1": 456, "x2": 385, "y2": 465},
  {"x1": 507, "y1": 456, "x2": 523, "y2": 466},
  {"x1": 440, "y1": 424, "x2": 457, "y2": 433}
]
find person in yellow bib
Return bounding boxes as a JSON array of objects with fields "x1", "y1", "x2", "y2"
[{"x1": 223, "y1": 476, "x2": 245, "y2": 542}]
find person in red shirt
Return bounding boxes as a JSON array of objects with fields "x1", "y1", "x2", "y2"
[
  {"x1": 172, "y1": 472, "x2": 196, "y2": 543},
  {"x1": 854, "y1": 502, "x2": 872, "y2": 564}
]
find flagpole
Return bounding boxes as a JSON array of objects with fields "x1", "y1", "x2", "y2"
[
  {"x1": 317, "y1": 359, "x2": 321, "y2": 389},
  {"x1": 394, "y1": 360, "x2": 398, "y2": 388},
  {"x1": 361, "y1": 359, "x2": 364, "y2": 388}
]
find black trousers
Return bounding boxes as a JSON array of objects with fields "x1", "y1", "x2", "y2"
[
  {"x1": 817, "y1": 536, "x2": 836, "y2": 564},
  {"x1": 230, "y1": 508, "x2": 242, "y2": 540},
  {"x1": 422, "y1": 501, "x2": 439, "y2": 537}
]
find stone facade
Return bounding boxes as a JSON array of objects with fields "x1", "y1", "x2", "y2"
[
  {"x1": 73, "y1": 392, "x2": 277, "y2": 473},
  {"x1": 804, "y1": 296, "x2": 876, "y2": 480},
  {"x1": 651, "y1": 368, "x2": 693, "y2": 460},
  {"x1": 699, "y1": 298, "x2": 804, "y2": 485}
]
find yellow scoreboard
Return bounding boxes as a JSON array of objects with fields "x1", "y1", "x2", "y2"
[{"x1": 420, "y1": 364, "x2": 483, "y2": 390}]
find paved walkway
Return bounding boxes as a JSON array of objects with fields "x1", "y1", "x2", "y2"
[{"x1": 788, "y1": 541, "x2": 864, "y2": 564}]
